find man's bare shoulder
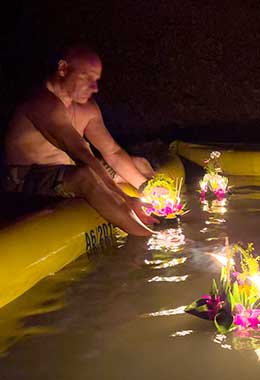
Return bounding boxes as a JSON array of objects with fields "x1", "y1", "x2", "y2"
[
  {"x1": 77, "y1": 98, "x2": 102, "y2": 119},
  {"x1": 17, "y1": 88, "x2": 61, "y2": 117},
  {"x1": 9, "y1": 88, "x2": 71, "y2": 139}
]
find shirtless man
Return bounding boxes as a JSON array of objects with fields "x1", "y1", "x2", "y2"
[{"x1": 2, "y1": 45, "x2": 157, "y2": 236}]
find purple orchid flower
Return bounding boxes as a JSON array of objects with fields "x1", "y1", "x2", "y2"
[
  {"x1": 201, "y1": 294, "x2": 223, "y2": 320},
  {"x1": 214, "y1": 188, "x2": 226, "y2": 200},
  {"x1": 233, "y1": 304, "x2": 260, "y2": 329},
  {"x1": 200, "y1": 190, "x2": 206, "y2": 202},
  {"x1": 185, "y1": 293, "x2": 224, "y2": 321},
  {"x1": 162, "y1": 206, "x2": 173, "y2": 215}
]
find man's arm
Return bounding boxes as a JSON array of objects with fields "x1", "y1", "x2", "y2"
[
  {"x1": 84, "y1": 108, "x2": 149, "y2": 189},
  {"x1": 26, "y1": 96, "x2": 159, "y2": 226},
  {"x1": 26, "y1": 96, "x2": 129, "y2": 195}
]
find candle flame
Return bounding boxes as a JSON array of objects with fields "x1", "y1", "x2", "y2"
[
  {"x1": 210, "y1": 253, "x2": 234, "y2": 267},
  {"x1": 248, "y1": 275, "x2": 260, "y2": 292}
]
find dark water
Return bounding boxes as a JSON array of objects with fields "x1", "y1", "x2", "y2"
[{"x1": 1, "y1": 184, "x2": 260, "y2": 379}]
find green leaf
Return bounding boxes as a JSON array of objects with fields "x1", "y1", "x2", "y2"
[
  {"x1": 210, "y1": 279, "x2": 218, "y2": 297},
  {"x1": 214, "y1": 309, "x2": 234, "y2": 333},
  {"x1": 232, "y1": 281, "x2": 241, "y2": 305},
  {"x1": 252, "y1": 298, "x2": 260, "y2": 309}
]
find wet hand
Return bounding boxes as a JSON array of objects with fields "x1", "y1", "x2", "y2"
[{"x1": 127, "y1": 197, "x2": 160, "y2": 225}]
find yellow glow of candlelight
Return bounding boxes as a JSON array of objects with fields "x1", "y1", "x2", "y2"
[
  {"x1": 210, "y1": 253, "x2": 235, "y2": 267},
  {"x1": 248, "y1": 275, "x2": 260, "y2": 292}
]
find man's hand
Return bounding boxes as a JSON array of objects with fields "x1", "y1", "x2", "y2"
[
  {"x1": 138, "y1": 179, "x2": 150, "y2": 194},
  {"x1": 126, "y1": 197, "x2": 160, "y2": 225}
]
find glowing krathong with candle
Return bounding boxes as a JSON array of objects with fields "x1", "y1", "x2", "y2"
[
  {"x1": 185, "y1": 240, "x2": 260, "y2": 332},
  {"x1": 141, "y1": 175, "x2": 185, "y2": 219},
  {"x1": 199, "y1": 151, "x2": 229, "y2": 201}
]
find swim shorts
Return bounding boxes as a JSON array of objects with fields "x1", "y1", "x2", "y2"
[
  {"x1": 1, "y1": 157, "x2": 118, "y2": 198},
  {"x1": 1, "y1": 165, "x2": 75, "y2": 198}
]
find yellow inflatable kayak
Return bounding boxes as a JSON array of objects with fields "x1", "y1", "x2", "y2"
[
  {"x1": 175, "y1": 140, "x2": 260, "y2": 176},
  {"x1": 0, "y1": 150, "x2": 185, "y2": 309}
]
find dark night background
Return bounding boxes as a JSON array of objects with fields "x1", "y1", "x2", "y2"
[{"x1": 0, "y1": 0, "x2": 260, "y2": 148}]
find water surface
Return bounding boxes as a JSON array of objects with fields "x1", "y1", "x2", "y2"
[{"x1": 0, "y1": 185, "x2": 260, "y2": 379}]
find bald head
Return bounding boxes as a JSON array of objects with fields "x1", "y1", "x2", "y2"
[
  {"x1": 48, "y1": 44, "x2": 102, "y2": 105},
  {"x1": 62, "y1": 45, "x2": 102, "y2": 68}
]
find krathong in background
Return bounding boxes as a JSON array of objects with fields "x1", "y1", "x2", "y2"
[
  {"x1": 199, "y1": 151, "x2": 229, "y2": 202},
  {"x1": 185, "y1": 238, "x2": 260, "y2": 333},
  {"x1": 141, "y1": 174, "x2": 186, "y2": 219}
]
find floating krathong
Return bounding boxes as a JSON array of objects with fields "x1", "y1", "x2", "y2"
[
  {"x1": 141, "y1": 174, "x2": 185, "y2": 219},
  {"x1": 185, "y1": 239, "x2": 260, "y2": 333},
  {"x1": 199, "y1": 151, "x2": 229, "y2": 202}
]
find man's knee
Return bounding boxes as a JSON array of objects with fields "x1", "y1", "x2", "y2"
[{"x1": 63, "y1": 164, "x2": 98, "y2": 195}]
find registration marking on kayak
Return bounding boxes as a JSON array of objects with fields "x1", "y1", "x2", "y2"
[{"x1": 85, "y1": 222, "x2": 115, "y2": 254}]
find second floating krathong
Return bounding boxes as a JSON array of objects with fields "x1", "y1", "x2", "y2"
[
  {"x1": 141, "y1": 174, "x2": 186, "y2": 219},
  {"x1": 185, "y1": 238, "x2": 260, "y2": 333},
  {"x1": 199, "y1": 151, "x2": 229, "y2": 202}
]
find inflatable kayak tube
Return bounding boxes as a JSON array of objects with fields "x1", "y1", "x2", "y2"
[
  {"x1": 0, "y1": 151, "x2": 185, "y2": 309},
  {"x1": 175, "y1": 140, "x2": 260, "y2": 176}
]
